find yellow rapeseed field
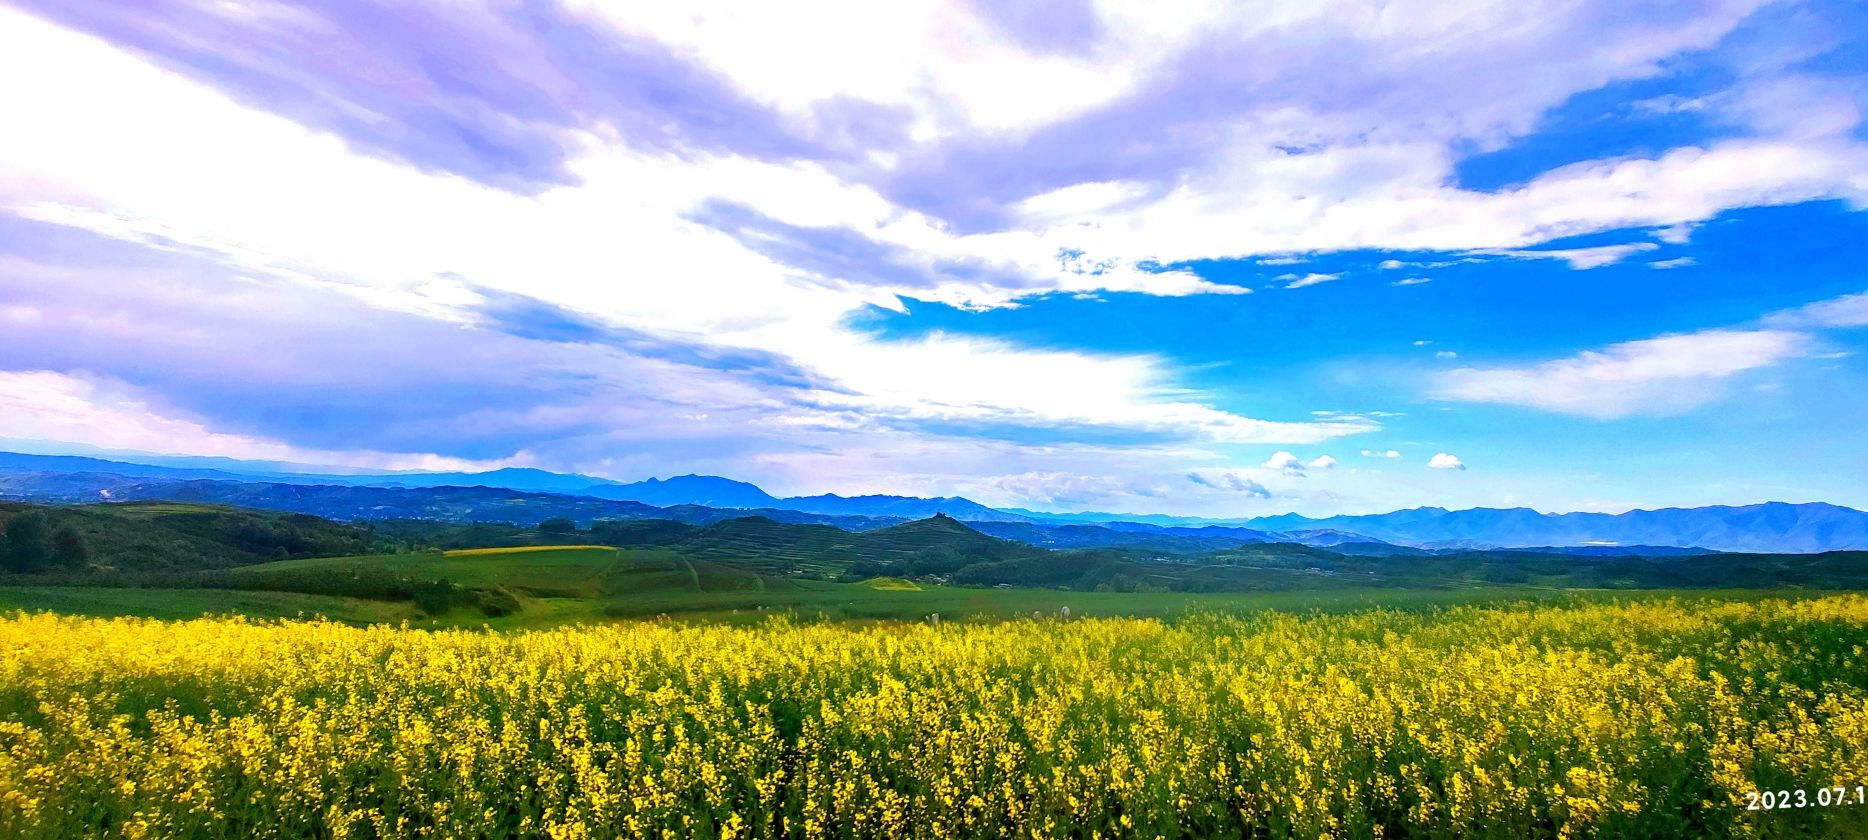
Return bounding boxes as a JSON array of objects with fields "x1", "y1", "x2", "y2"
[{"x1": 3, "y1": 596, "x2": 1866, "y2": 838}]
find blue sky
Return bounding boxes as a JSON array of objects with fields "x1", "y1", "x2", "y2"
[{"x1": 0, "y1": 0, "x2": 1865, "y2": 516}]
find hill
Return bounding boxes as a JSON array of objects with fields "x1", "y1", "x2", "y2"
[
  {"x1": 0, "y1": 501, "x2": 385, "y2": 570},
  {"x1": 638, "y1": 513, "x2": 1036, "y2": 578}
]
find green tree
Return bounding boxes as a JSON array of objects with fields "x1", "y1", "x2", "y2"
[
  {"x1": 538, "y1": 517, "x2": 578, "y2": 534},
  {"x1": 50, "y1": 525, "x2": 91, "y2": 570},
  {"x1": 2, "y1": 512, "x2": 54, "y2": 573}
]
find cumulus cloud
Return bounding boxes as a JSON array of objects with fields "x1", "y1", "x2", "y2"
[
  {"x1": 1307, "y1": 455, "x2": 1337, "y2": 470},
  {"x1": 1261, "y1": 450, "x2": 1307, "y2": 474},
  {"x1": 1432, "y1": 328, "x2": 1810, "y2": 418},
  {"x1": 1428, "y1": 452, "x2": 1466, "y2": 470}
]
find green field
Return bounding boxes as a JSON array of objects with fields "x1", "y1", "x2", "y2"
[
  {"x1": 0, "y1": 584, "x2": 417, "y2": 623},
  {"x1": 0, "y1": 543, "x2": 1844, "y2": 630}
]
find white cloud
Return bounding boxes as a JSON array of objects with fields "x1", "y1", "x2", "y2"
[
  {"x1": 1262, "y1": 450, "x2": 1307, "y2": 474},
  {"x1": 1435, "y1": 350, "x2": 1459, "y2": 359},
  {"x1": 966, "y1": 471, "x2": 1148, "y2": 509},
  {"x1": 1765, "y1": 290, "x2": 1868, "y2": 329},
  {"x1": 1307, "y1": 454, "x2": 1337, "y2": 470},
  {"x1": 1428, "y1": 452, "x2": 1466, "y2": 470},
  {"x1": 1652, "y1": 222, "x2": 1696, "y2": 243},
  {"x1": 1649, "y1": 257, "x2": 1697, "y2": 269},
  {"x1": 1379, "y1": 259, "x2": 1406, "y2": 270},
  {"x1": 1432, "y1": 328, "x2": 1810, "y2": 418},
  {"x1": 0, "y1": 9, "x2": 1360, "y2": 450},
  {"x1": 791, "y1": 333, "x2": 1378, "y2": 444},
  {"x1": 1361, "y1": 449, "x2": 1402, "y2": 459},
  {"x1": 1412, "y1": 340, "x2": 1433, "y2": 346},
  {"x1": 1282, "y1": 272, "x2": 1340, "y2": 289},
  {"x1": 563, "y1": 0, "x2": 1144, "y2": 140},
  {"x1": 1480, "y1": 242, "x2": 1659, "y2": 269},
  {"x1": 1392, "y1": 276, "x2": 1433, "y2": 286},
  {"x1": 1633, "y1": 95, "x2": 1710, "y2": 117},
  {"x1": 1186, "y1": 470, "x2": 1272, "y2": 499}
]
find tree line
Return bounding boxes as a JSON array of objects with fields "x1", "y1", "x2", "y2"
[{"x1": 1, "y1": 511, "x2": 91, "y2": 573}]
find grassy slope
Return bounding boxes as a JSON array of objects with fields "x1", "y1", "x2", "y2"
[
  {"x1": 0, "y1": 500, "x2": 383, "y2": 570},
  {"x1": 0, "y1": 585, "x2": 416, "y2": 623}
]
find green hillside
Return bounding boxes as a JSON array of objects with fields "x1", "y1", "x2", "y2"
[
  {"x1": 0, "y1": 500, "x2": 385, "y2": 570},
  {"x1": 665, "y1": 513, "x2": 1034, "y2": 578}
]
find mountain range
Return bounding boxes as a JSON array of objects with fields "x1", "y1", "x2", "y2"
[{"x1": 2, "y1": 451, "x2": 1866, "y2": 553}]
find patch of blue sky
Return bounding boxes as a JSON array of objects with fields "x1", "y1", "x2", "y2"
[
  {"x1": 856, "y1": 201, "x2": 1866, "y2": 375},
  {"x1": 1454, "y1": 61, "x2": 1740, "y2": 191}
]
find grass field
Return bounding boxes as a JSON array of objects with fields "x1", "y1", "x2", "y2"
[
  {"x1": 3, "y1": 595, "x2": 1866, "y2": 838},
  {"x1": 0, "y1": 585, "x2": 417, "y2": 623},
  {"x1": 5, "y1": 539, "x2": 1854, "y2": 631},
  {"x1": 4, "y1": 538, "x2": 1606, "y2": 630}
]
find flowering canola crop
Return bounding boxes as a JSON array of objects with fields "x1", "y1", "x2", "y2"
[{"x1": 3, "y1": 596, "x2": 1867, "y2": 838}]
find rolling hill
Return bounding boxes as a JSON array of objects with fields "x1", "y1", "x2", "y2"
[{"x1": 0, "y1": 500, "x2": 385, "y2": 570}]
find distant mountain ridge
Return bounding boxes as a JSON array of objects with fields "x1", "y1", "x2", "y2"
[
  {"x1": 3, "y1": 451, "x2": 1866, "y2": 552},
  {"x1": 1248, "y1": 503, "x2": 1868, "y2": 554},
  {"x1": 580, "y1": 475, "x2": 777, "y2": 508}
]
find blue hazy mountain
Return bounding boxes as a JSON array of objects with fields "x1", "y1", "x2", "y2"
[
  {"x1": 588, "y1": 480, "x2": 1029, "y2": 522},
  {"x1": 999, "y1": 508, "x2": 1258, "y2": 527},
  {"x1": 0, "y1": 452, "x2": 622, "y2": 494},
  {"x1": 580, "y1": 475, "x2": 780, "y2": 509},
  {"x1": 6, "y1": 451, "x2": 1868, "y2": 551},
  {"x1": 0, "y1": 452, "x2": 261, "y2": 482},
  {"x1": 1247, "y1": 503, "x2": 1868, "y2": 553}
]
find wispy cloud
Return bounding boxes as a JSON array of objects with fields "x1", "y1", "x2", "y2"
[
  {"x1": 1281, "y1": 273, "x2": 1340, "y2": 290},
  {"x1": 1477, "y1": 242, "x2": 1660, "y2": 270},
  {"x1": 1187, "y1": 471, "x2": 1271, "y2": 499},
  {"x1": 1433, "y1": 329, "x2": 1810, "y2": 418},
  {"x1": 1765, "y1": 290, "x2": 1868, "y2": 329}
]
